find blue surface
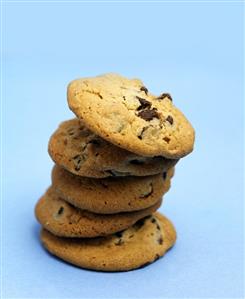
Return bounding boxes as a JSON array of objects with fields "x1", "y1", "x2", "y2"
[{"x1": 2, "y1": 2, "x2": 244, "y2": 298}]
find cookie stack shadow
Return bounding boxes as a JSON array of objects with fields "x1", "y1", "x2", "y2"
[{"x1": 35, "y1": 74, "x2": 195, "y2": 272}]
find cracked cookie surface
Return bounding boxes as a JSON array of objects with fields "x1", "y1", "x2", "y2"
[
  {"x1": 35, "y1": 187, "x2": 162, "y2": 238},
  {"x1": 51, "y1": 165, "x2": 174, "y2": 214},
  {"x1": 48, "y1": 119, "x2": 178, "y2": 178},
  {"x1": 68, "y1": 73, "x2": 195, "y2": 158},
  {"x1": 40, "y1": 212, "x2": 176, "y2": 271}
]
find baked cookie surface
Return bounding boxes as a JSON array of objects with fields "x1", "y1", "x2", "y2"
[
  {"x1": 35, "y1": 187, "x2": 162, "y2": 238},
  {"x1": 52, "y1": 165, "x2": 173, "y2": 214},
  {"x1": 68, "y1": 73, "x2": 195, "y2": 158},
  {"x1": 40, "y1": 212, "x2": 176, "y2": 271},
  {"x1": 48, "y1": 119, "x2": 178, "y2": 178}
]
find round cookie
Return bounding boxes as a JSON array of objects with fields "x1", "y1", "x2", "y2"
[
  {"x1": 40, "y1": 212, "x2": 176, "y2": 272},
  {"x1": 48, "y1": 118, "x2": 178, "y2": 178},
  {"x1": 52, "y1": 165, "x2": 174, "y2": 214},
  {"x1": 67, "y1": 73, "x2": 195, "y2": 158},
  {"x1": 35, "y1": 187, "x2": 162, "y2": 238}
]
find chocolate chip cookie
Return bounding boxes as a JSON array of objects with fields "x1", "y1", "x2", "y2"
[
  {"x1": 40, "y1": 212, "x2": 176, "y2": 271},
  {"x1": 52, "y1": 165, "x2": 174, "y2": 214},
  {"x1": 35, "y1": 187, "x2": 162, "y2": 238},
  {"x1": 48, "y1": 119, "x2": 178, "y2": 178},
  {"x1": 68, "y1": 73, "x2": 195, "y2": 158}
]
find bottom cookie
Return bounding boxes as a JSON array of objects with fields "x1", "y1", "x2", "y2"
[{"x1": 40, "y1": 212, "x2": 176, "y2": 272}]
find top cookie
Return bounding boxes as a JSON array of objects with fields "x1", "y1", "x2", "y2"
[{"x1": 68, "y1": 73, "x2": 195, "y2": 158}]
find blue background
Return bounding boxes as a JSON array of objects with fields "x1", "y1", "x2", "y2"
[{"x1": 2, "y1": 1, "x2": 244, "y2": 298}]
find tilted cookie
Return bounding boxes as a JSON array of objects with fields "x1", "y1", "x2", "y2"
[
  {"x1": 35, "y1": 187, "x2": 162, "y2": 238},
  {"x1": 67, "y1": 73, "x2": 195, "y2": 158},
  {"x1": 40, "y1": 212, "x2": 176, "y2": 272},
  {"x1": 52, "y1": 165, "x2": 174, "y2": 214},
  {"x1": 48, "y1": 119, "x2": 178, "y2": 178}
]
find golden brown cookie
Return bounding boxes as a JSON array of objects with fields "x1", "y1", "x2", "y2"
[
  {"x1": 67, "y1": 73, "x2": 195, "y2": 158},
  {"x1": 35, "y1": 187, "x2": 162, "y2": 238},
  {"x1": 48, "y1": 119, "x2": 178, "y2": 178},
  {"x1": 52, "y1": 165, "x2": 174, "y2": 214},
  {"x1": 40, "y1": 212, "x2": 176, "y2": 272}
]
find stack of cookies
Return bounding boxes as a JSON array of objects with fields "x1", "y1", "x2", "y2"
[{"x1": 35, "y1": 74, "x2": 195, "y2": 271}]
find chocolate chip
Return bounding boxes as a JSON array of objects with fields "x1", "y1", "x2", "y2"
[
  {"x1": 163, "y1": 136, "x2": 170, "y2": 143},
  {"x1": 140, "y1": 86, "x2": 148, "y2": 95},
  {"x1": 57, "y1": 207, "x2": 64, "y2": 215},
  {"x1": 137, "y1": 126, "x2": 148, "y2": 140},
  {"x1": 158, "y1": 236, "x2": 163, "y2": 245},
  {"x1": 157, "y1": 93, "x2": 172, "y2": 101},
  {"x1": 139, "y1": 183, "x2": 153, "y2": 198},
  {"x1": 75, "y1": 165, "x2": 81, "y2": 171},
  {"x1": 138, "y1": 108, "x2": 159, "y2": 121},
  {"x1": 166, "y1": 115, "x2": 174, "y2": 125},
  {"x1": 156, "y1": 224, "x2": 161, "y2": 230},
  {"x1": 151, "y1": 218, "x2": 156, "y2": 223},
  {"x1": 136, "y1": 96, "x2": 152, "y2": 111},
  {"x1": 163, "y1": 172, "x2": 167, "y2": 180}
]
